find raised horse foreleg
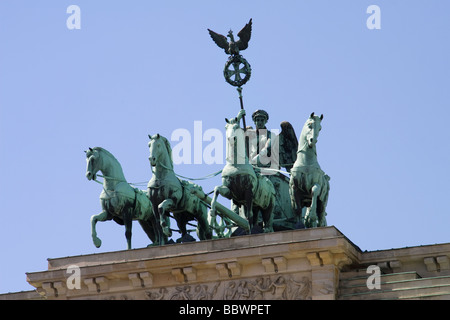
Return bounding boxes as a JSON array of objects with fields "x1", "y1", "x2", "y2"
[
  {"x1": 209, "y1": 185, "x2": 231, "y2": 230},
  {"x1": 210, "y1": 185, "x2": 230, "y2": 215},
  {"x1": 90, "y1": 211, "x2": 110, "y2": 248}
]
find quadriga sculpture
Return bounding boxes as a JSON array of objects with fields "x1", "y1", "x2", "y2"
[
  {"x1": 147, "y1": 134, "x2": 212, "y2": 244},
  {"x1": 85, "y1": 147, "x2": 162, "y2": 249},
  {"x1": 289, "y1": 113, "x2": 330, "y2": 228},
  {"x1": 209, "y1": 109, "x2": 275, "y2": 234}
]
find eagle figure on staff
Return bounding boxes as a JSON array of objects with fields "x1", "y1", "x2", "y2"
[
  {"x1": 207, "y1": 18, "x2": 252, "y2": 56},
  {"x1": 207, "y1": 19, "x2": 253, "y2": 90}
]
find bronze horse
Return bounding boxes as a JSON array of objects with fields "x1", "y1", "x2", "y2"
[
  {"x1": 289, "y1": 113, "x2": 330, "y2": 228},
  {"x1": 209, "y1": 110, "x2": 275, "y2": 233},
  {"x1": 85, "y1": 147, "x2": 162, "y2": 249},
  {"x1": 147, "y1": 134, "x2": 212, "y2": 244}
]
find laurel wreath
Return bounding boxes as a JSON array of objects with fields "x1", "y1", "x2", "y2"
[{"x1": 223, "y1": 55, "x2": 252, "y2": 87}]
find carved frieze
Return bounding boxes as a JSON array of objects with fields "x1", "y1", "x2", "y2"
[{"x1": 144, "y1": 274, "x2": 311, "y2": 300}]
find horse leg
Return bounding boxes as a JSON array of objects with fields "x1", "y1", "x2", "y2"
[
  {"x1": 317, "y1": 180, "x2": 329, "y2": 227},
  {"x1": 174, "y1": 212, "x2": 188, "y2": 240},
  {"x1": 139, "y1": 219, "x2": 156, "y2": 245},
  {"x1": 309, "y1": 184, "x2": 321, "y2": 228},
  {"x1": 123, "y1": 208, "x2": 133, "y2": 250},
  {"x1": 316, "y1": 194, "x2": 328, "y2": 227},
  {"x1": 158, "y1": 199, "x2": 174, "y2": 237},
  {"x1": 317, "y1": 201, "x2": 327, "y2": 227},
  {"x1": 261, "y1": 201, "x2": 274, "y2": 233},
  {"x1": 197, "y1": 205, "x2": 212, "y2": 240},
  {"x1": 209, "y1": 185, "x2": 230, "y2": 231},
  {"x1": 210, "y1": 185, "x2": 230, "y2": 215},
  {"x1": 90, "y1": 210, "x2": 110, "y2": 248},
  {"x1": 150, "y1": 200, "x2": 165, "y2": 246},
  {"x1": 245, "y1": 188, "x2": 254, "y2": 233},
  {"x1": 290, "y1": 186, "x2": 304, "y2": 227}
]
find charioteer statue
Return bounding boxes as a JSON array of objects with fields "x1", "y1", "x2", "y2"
[{"x1": 247, "y1": 109, "x2": 279, "y2": 171}]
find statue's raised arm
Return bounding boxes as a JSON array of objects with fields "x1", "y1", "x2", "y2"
[
  {"x1": 225, "y1": 108, "x2": 246, "y2": 125},
  {"x1": 237, "y1": 109, "x2": 246, "y2": 123}
]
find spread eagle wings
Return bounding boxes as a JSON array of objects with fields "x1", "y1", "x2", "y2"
[
  {"x1": 278, "y1": 121, "x2": 298, "y2": 173},
  {"x1": 235, "y1": 18, "x2": 252, "y2": 51},
  {"x1": 207, "y1": 18, "x2": 252, "y2": 54}
]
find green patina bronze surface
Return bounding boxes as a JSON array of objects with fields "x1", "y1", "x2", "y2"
[
  {"x1": 148, "y1": 134, "x2": 212, "y2": 245},
  {"x1": 85, "y1": 147, "x2": 161, "y2": 249},
  {"x1": 209, "y1": 109, "x2": 275, "y2": 235},
  {"x1": 84, "y1": 19, "x2": 331, "y2": 249},
  {"x1": 208, "y1": 19, "x2": 253, "y2": 87},
  {"x1": 289, "y1": 113, "x2": 330, "y2": 228}
]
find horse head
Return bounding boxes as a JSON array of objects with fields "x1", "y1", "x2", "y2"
[
  {"x1": 224, "y1": 117, "x2": 247, "y2": 165},
  {"x1": 225, "y1": 116, "x2": 245, "y2": 142},
  {"x1": 85, "y1": 147, "x2": 101, "y2": 181},
  {"x1": 148, "y1": 134, "x2": 161, "y2": 167},
  {"x1": 302, "y1": 112, "x2": 323, "y2": 149},
  {"x1": 225, "y1": 116, "x2": 240, "y2": 130},
  {"x1": 148, "y1": 133, "x2": 173, "y2": 169}
]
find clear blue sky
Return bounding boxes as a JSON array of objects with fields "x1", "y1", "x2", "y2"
[{"x1": 1, "y1": 1, "x2": 449, "y2": 293}]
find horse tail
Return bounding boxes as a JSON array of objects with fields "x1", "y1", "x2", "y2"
[
  {"x1": 133, "y1": 188, "x2": 154, "y2": 221},
  {"x1": 254, "y1": 175, "x2": 275, "y2": 210}
]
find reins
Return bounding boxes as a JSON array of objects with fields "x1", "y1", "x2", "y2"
[{"x1": 153, "y1": 160, "x2": 223, "y2": 181}]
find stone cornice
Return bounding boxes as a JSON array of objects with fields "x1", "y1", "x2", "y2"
[{"x1": 26, "y1": 226, "x2": 359, "y2": 299}]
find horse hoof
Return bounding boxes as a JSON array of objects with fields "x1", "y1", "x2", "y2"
[
  {"x1": 176, "y1": 234, "x2": 196, "y2": 243},
  {"x1": 93, "y1": 237, "x2": 102, "y2": 248},
  {"x1": 147, "y1": 243, "x2": 158, "y2": 247},
  {"x1": 162, "y1": 227, "x2": 172, "y2": 238}
]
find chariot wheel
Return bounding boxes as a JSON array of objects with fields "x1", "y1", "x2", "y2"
[{"x1": 209, "y1": 212, "x2": 236, "y2": 239}]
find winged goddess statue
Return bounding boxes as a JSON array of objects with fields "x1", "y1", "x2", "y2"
[{"x1": 207, "y1": 18, "x2": 252, "y2": 56}]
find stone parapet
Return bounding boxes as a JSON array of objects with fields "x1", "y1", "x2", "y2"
[
  {"x1": 24, "y1": 226, "x2": 358, "y2": 300},
  {"x1": 3, "y1": 226, "x2": 449, "y2": 300}
]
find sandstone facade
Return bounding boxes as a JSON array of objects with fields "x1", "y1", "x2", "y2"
[{"x1": 1, "y1": 226, "x2": 449, "y2": 300}]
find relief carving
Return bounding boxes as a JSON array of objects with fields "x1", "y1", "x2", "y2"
[{"x1": 145, "y1": 275, "x2": 311, "y2": 300}]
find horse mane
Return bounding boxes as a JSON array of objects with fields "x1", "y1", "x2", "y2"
[
  {"x1": 299, "y1": 120, "x2": 310, "y2": 142},
  {"x1": 159, "y1": 136, "x2": 174, "y2": 169},
  {"x1": 92, "y1": 147, "x2": 118, "y2": 161},
  {"x1": 90, "y1": 147, "x2": 126, "y2": 179},
  {"x1": 92, "y1": 147, "x2": 124, "y2": 168}
]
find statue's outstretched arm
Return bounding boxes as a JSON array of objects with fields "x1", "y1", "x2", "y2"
[{"x1": 236, "y1": 109, "x2": 246, "y2": 122}]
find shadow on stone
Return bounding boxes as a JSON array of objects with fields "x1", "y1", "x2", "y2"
[
  {"x1": 231, "y1": 225, "x2": 265, "y2": 237},
  {"x1": 176, "y1": 234, "x2": 196, "y2": 243}
]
